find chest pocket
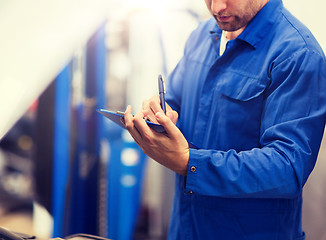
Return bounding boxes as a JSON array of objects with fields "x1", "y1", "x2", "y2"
[
  {"x1": 216, "y1": 71, "x2": 268, "y2": 101},
  {"x1": 208, "y1": 71, "x2": 269, "y2": 151}
]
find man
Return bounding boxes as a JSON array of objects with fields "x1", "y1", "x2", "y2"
[{"x1": 124, "y1": 0, "x2": 326, "y2": 239}]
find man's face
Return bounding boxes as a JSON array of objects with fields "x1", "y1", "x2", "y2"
[{"x1": 205, "y1": 0, "x2": 266, "y2": 32}]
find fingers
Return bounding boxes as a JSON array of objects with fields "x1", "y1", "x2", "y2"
[
  {"x1": 124, "y1": 105, "x2": 155, "y2": 146},
  {"x1": 166, "y1": 110, "x2": 178, "y2": 125},
  {"x1": 142, "y1": 96, "x2": 178, "y2": 125},
  {"x1": 124, "y1": 105, "x2": 142, "y2": 141},
  {"x1": 133, "y1": 110, "x2": 152, "y2": 133},
  {"x1": 155, "y1": 112, "x2": 179, "y2": 139},
  {"x1": 124, "y1": 105, "x2": 135, "y2": 133},
  {"x1": 142, "y1": 96, "x2": 164, "y2": 122}
]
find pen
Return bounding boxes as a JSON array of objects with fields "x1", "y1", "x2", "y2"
[{"x1": 158, "y1": 74, "x2": 166, "y2": 114}]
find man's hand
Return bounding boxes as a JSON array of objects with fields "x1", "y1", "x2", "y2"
[
  {"x1": 124, "y1": 103, "x2": 189, "y2": 176},
  {"x1": 141, "y1": 96, "x2": 178, "y2": 124}
]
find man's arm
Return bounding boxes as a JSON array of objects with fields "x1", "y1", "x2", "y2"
[{"x1": 184, "y1": 50, "x2": 326, "y2": 198}]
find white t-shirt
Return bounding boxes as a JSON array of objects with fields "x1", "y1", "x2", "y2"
[{"x1": 219, "y1": 30, "x2": 229, "y2": 56}]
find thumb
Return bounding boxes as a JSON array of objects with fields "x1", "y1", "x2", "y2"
[
  {"x1": 155, "y1": 112, "x2": 179, "y2": 137},
  {"x1": 166, "y1": 110, "x2": 178, "y2": 125}
]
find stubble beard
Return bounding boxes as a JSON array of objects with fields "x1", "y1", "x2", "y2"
[
  {"x1": 214, "y1": 0, "x2": 262, "y2": 32},
  {"x1": 214, "y1": 13, "x2": 252, "y2": 32}
]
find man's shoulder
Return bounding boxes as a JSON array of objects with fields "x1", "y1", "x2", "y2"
[{"x1": 277, "y1": 8, "x2": 324, "y2": 57}]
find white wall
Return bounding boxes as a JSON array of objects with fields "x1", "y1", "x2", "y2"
[{"x1": 284, "y1": 0, "x2": 326, "y2": 51}]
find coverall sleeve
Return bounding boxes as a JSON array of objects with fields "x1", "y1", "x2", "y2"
[{"x1": 184, "y1": 50, "x2": 326, "y2": 198}]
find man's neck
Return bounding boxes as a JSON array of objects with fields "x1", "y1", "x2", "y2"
[{"x1": 225, "y1": 27, "x2": 246, "y2": 40}]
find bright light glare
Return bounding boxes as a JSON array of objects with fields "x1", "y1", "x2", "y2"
[{"x1": 125, "y1": 0, "x2": 173, "y2": 18}]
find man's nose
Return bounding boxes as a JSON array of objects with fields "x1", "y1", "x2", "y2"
[{"x1": 210, "y1": 0, "x2": 227, "y2": 15}]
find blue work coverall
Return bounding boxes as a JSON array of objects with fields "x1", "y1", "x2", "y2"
[{"x1": 165, "y1": 0, "x2": 326, "y2": 239}]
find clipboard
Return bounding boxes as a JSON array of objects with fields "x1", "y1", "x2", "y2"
[
  {"x1": 97, "y1": 109, "x2": 165, "y2": 133},
  {"x1": 97, "y1": 108, "x2": 198, "y2": 149}
]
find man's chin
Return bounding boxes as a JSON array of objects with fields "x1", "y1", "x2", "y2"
[
  {"x1": 216, "y1": 22, "x2": 233, "y2": 31},
  {"x1": 215, "y1": 20, "x2": 242, "y2": 32}
]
